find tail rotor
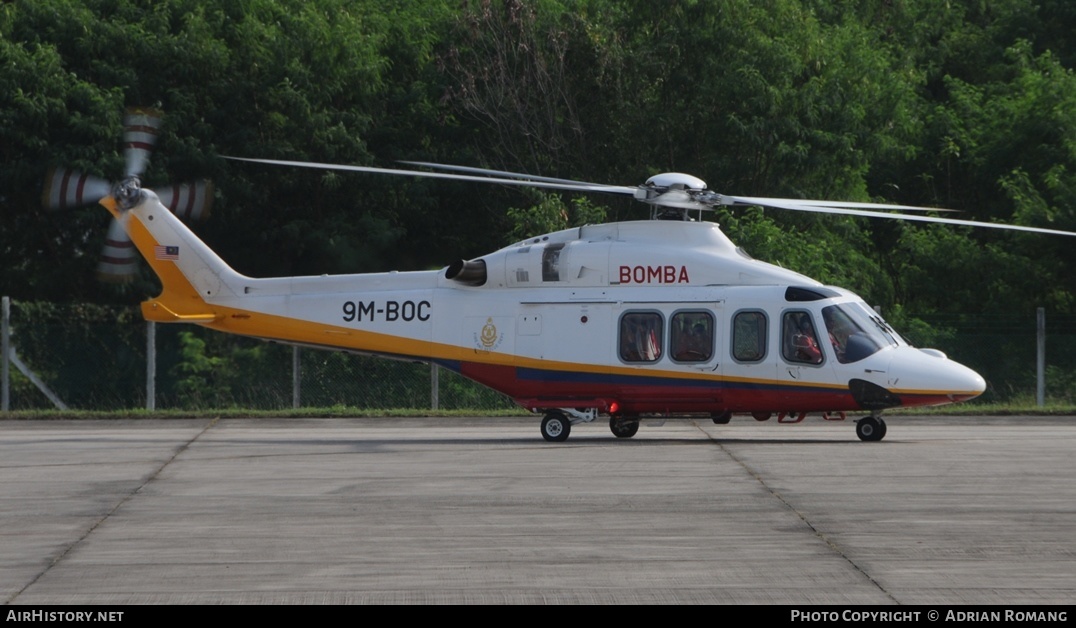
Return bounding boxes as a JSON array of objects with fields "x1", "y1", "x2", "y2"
[{"x1": 42, "y1": 108, "x2": 213, "y2": 283}]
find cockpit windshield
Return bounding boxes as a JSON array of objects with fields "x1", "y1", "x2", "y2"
[{"x1": 821, "y1": 302, "x2": 900, "y2": 363}]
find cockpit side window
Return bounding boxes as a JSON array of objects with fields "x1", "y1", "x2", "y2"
[
  {"x1": 822, "y1": 304, "x2": 883, "y2": 363},
  {"x1": 782, "y1": 311, "x2": 823, "y2": 365},
  {"x1": 619, "y1": 311, "x2": 664, "y2": 363}
]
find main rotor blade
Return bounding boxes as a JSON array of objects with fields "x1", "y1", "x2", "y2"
[
  {"x1": 725, "y1": 195, "x2": 1076, "y2": 237},
  {"x1": 399, "y1": 163, "x2": 954, "y2": 212},
  {"x1": 735, "y1": 197, "x2": 958, "y2": 213},
  {"x1": 222, "y1": 157, "x2": 638, "y2": 196},
  {"x1": 398, "y1": 161, "x2": 613, "y2": 189}
]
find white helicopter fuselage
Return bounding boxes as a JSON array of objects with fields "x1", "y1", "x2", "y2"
[{"x1": 107, "y1": 191, "x2": 985, "y2": 440}]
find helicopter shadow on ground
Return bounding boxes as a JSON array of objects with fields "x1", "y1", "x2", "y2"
[
  {"x1": 325, "y1": 433, "x2": 884, "y2": 450},
  {"x1": 180, "y1": 434, "x2": 872, "y2": 458}
]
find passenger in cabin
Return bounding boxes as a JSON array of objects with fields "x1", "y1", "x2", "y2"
[
  {"x1": 787, "y1": 313, "x2": 823, "y2": 364},
  {"x1": 672, "y1": 323, "x2": 686, "y2": 359},
  {"x1": 688, "y1": 322, "x2": 709, "y2": 356},
  {"x1": 620, "y1": 324, "x2": 642, "y2": 362},
  {"x1": 620, "y1": 316, "x2": 661, "y2": 362},
  {"x1": 670, "y1": 311, "x2": 712, "y2": 362}
]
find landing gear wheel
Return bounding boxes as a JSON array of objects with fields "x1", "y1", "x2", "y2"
[
  {"x1": 856, "y1": 416, "x2": 886, "y2": 442},
  {"x1": 541, "y1": 412, "x2": 571, "y2": 442},
  {"x1": 609, "y1": 417, "x2": 639, "y2": 438},
  {"x1": 711, "y1": 411, "x2": 732, "y2": 424}
]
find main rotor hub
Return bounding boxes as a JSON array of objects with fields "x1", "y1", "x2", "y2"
[
  {"x1": 635, "y1": 172, "x2": 722, "y2": 219},
  {"x1": 113, "y1": 176, "x2": 143, "y2": 210},
  {"x1": 643, "y1": 172, "x2": 707, "y2": 190}
]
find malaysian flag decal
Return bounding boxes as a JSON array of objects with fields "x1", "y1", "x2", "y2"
[{"x1": 154, "y1": 245, "x2": 179, "y2": 261}]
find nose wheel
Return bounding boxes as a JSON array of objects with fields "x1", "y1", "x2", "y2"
[{"x1": 856, "y1": 416, "x2": 887, "y2": 442}]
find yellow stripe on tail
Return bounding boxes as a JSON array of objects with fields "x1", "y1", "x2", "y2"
[{"x1": 100, "y1": 194, "x2": 226, "y2": 323}]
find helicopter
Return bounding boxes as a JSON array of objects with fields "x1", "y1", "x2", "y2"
[{"x1": 54, "y1": 140, "x2": 1076, "y2": 442}]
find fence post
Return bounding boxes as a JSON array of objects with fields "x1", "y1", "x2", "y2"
[
  {"x1": 292, "y1": 346, "x2": 301, "y2": 409},
  {"x1": 146, "y1": 321, "x2": 156, "y2": 411},
  {"x1": 1037, "y1": 307, "x2": 1045, "y2": 407},
  {"x1": 2, "y1": 296, "x2": 9, "y2": 412},
  {"x1": 430, "y1": 362, "x2": 439, "y2": 410}
]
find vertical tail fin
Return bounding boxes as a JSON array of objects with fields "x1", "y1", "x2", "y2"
[{"x1": 100, "y1": 190, "x2": 245, "y2": 323}]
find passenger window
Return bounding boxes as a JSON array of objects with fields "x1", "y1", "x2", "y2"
[
  {"x1": 732, "y1": 311, "x2": 767, "y2": 362},
  {"x1": 782, "y1": 311, "x2": 823, "y2": 365},
  {"x1": 619, "y1": 312, "x2": 663, "y2": 362},
  {"x1": 671, "y1": 311, "x2": 714, "y2": 362}
]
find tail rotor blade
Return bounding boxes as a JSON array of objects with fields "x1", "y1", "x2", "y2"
[
  {"x1": 96, "y1": 218, "x2": 139, "y2": 283},
  {"x1": 42, "y1": 168, "x2": 112, "y2": 210},
  {"x1": 155, "y1": 180, "x2": 214, "y2": 222},
  {"x1": 123, "y1": 107, "x2": 163, "y2": 178}
]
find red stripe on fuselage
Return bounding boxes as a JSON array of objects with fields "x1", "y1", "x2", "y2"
[
  {"x1": 457, "y1": 361, "x2": 970, "y2": 414},
  {"x1": 459, "y1": 361, "x2": 863, "y2": 414}
]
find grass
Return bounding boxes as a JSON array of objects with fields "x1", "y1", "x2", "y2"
[
  {"x1": 888, "y1": 401, "x2": 1076, "y2": 416},
  {"x1": 0, "y1": 407, "x2": 532, "y2": 420},
  {"x1": 3, "y1": 401, "x2": 1075, "y2": 420}
]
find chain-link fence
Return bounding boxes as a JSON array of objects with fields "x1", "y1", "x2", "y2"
[
  {"x1": 898, "y1": 311, "x2": 1076, "y2": 405},
  {"x1": 1, "y1": 299, "x2": 513, "y2": 411},
  {"x1": 3, "y1": 298, "x2": 1075, "y2": 411}
]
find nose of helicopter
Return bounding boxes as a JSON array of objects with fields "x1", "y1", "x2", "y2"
[{"x1": 885, "y1": 347, "x2": 987, "y2": 406}]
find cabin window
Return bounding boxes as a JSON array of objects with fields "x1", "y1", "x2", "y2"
[
  {"x1": 671, "y1": 311, "x2": 714, "y2": 362},
  {"x1": 732, "y1": 310, "x2": 767, "y2": 362},
  {"x1": 619, "y1": 312, "x2": 663, "y2": 362},
  {"x1": 782, "y1": 311, "x2": 824, "y2": 365}
]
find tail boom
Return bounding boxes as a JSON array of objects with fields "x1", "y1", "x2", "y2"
[{"x1": 99, "y1": 191, "x2": 455, "y2": 362}]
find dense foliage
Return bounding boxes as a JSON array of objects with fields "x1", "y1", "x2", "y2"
[{"x1": 2, "y1": 0, "x2": 1074, "y2": 404}]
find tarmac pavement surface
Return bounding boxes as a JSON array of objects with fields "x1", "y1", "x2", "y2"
[{"x1": 1, "y1": 415, "x2": 1073, "y2": 605}]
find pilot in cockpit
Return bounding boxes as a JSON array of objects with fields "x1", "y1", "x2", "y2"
[{"x1": 790, "y1": 314, "x2": 823, "y2": 364}]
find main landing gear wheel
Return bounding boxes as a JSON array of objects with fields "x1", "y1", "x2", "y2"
[
  {"x1": 541, "y1": 411, "x2": 571, "y2": 442},
  {"x1": 609, "y1": 417, "x2": 639, "y2": 438},
  {"x1": 856, "y1": 416, "x2": 887, "y2": 442}
]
